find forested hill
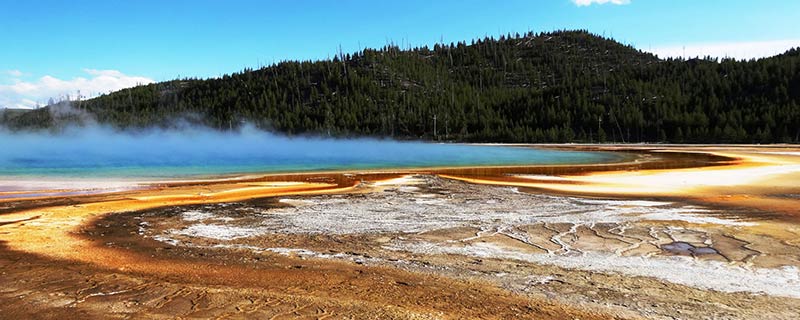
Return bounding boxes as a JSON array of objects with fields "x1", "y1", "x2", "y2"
[{"x1": 3, "y1": 30, "x2": 799, "y2": 143}]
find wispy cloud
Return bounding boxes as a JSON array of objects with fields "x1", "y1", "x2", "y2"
[
  {"x1": 5, "y1": 70, "x2": 24, "y2": 77},
  {"x1": 649, "y1": 39, "x2": 800, "y2": 60},
  {"x1": 572, "y1": 0, "x2": 630, "y2": 6},
  {"x1": 0, "y1": 69, "x2": 154, "y2": 109}
]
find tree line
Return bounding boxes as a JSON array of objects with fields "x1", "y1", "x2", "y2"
[{"x1": 3, "y1": 30, "x2": 799, "y2": 143}]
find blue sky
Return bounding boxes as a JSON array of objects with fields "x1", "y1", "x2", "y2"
[{"x1": 2, "y1": 0, "x2": 800, "y2": 108}]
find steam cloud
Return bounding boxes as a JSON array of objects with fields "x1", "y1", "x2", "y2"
[{"x1": 0, "y1": 125, "x2": 607, "y2": 179}]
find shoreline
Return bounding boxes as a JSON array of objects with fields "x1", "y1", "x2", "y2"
[{"x1": 0, "y1": 144, "x2": 728, "y2": 200}]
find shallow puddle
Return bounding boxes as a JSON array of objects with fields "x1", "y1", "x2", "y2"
[{"x1": 661, "y1": 241, "x2": 719, "y2": 256}]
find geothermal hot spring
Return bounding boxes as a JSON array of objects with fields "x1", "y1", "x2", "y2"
[
  {"x1": 0, "y1": 126, "x2": 617, "y2": 192},
  {"x1": 4, "y1": 127, "x2": 800, "y2": 319}
]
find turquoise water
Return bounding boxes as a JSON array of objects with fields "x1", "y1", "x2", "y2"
[{"x1": 0, "y1": 128, "x2": 619, "y2": 179}]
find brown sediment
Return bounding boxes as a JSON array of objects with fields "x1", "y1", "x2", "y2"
[{"x1": 1, "y1": 145, "x2": 800, "y2": 319}]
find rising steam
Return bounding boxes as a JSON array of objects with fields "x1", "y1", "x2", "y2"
[{"x1": 0, "y1": 124, "x2": 610, "y2": 180}]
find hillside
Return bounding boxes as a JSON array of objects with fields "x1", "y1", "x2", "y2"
[{"x1": 3, "y1": 30, "x2": 799, "y2": 143}]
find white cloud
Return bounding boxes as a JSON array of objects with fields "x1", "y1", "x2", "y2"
[
  {"x1": 0, "y1": 69, "x2": 154, "y2": 109},
  {"x1": 649, "y1": 39, "x2": 800, "y2": 60},
  {"x1": 6, "y1": 70, "x2": 24, "y2": 77},
  {"x1": 572, "y1": 0, "x2": 630, "y2": 6}
]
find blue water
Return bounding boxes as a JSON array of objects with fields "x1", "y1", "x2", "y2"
[{"x1": 0, "y1": 127, "x2": 619, "y2": 179}]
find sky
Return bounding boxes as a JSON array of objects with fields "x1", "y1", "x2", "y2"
[{"x1": 2, "y1": 0, "x2": 799, "y2": 109}]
